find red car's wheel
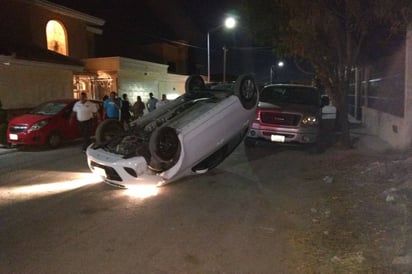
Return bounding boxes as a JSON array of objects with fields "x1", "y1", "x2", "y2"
[{"x1": 47, "y1": 131, "x2": 62, "y2": 149}]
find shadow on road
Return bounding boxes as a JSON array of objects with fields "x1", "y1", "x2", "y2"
[{"x1": 243, "y1": 130, "x2": 340, "y2": 162}]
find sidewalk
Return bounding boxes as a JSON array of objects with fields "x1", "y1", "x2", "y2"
[
  {"x1": 0, "y1": 144, "x2": 17, "y2": 155},
  {"x1": 349, "y1": 123, "x2": 393, "y2": 153}
]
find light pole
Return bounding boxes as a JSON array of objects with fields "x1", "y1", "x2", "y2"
[
  {"x1": 270, "y1": 61, "x2": 285, "y2": 83},
  {"x1": 222, "y1": 46, "x2": 228, "y2": 82},
  {"x1": 270, "y1": 65, "x2": 276, "y2": 84},
  {"x1": 207, "y1": 16, "x2": 236, "y2": 83}
]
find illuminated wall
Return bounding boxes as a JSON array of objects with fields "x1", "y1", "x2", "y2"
[{"x1": 0, "y1": 64, "x2": 72, "y2": 109}]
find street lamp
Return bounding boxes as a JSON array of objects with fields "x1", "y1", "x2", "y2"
[{"x1": 207, "y1": 16, "x2": 236, "y2": 82}]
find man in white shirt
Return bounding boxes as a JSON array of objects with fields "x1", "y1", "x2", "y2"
[
  {"x1": 70, "y1": 92, "x2": 101, "y2": 152},
  {"x1": 156, "y1": 94, "x2": 169, "y2": 108}
]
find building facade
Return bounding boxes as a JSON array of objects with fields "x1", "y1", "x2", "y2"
[
  {"x1": 0, "y1": 0, "x2": 189, "y2": 118},
  {"x1": 0, "y1": 0, "x2": 104, "y2": 115},
  {"x1": 82, "y1": 57, "x2": 187, "y2": 107}
]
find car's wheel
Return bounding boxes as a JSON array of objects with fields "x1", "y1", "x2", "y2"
[
  {"x1": 95, "y1": 119, "x2": 124, "y2": 145},
  {"x1": 185, "y1": 75, "x2": 205, "y2": 93},
  {"x1": 47, "y1": 131, "x2": 62, "y2": 149},
  {"x1": 149, "y1": 126, "x2": 181, "y2": 171},
  {"x1": 234, "y1": 74, "x2": 258, "y2": 109}
]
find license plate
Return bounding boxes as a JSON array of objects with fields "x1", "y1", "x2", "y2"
[
  {"x1": 271, "y1": 134, "x2": 285, "y2": 142},
  {"x1": 9, "y1": 134, "x2": 18, "y2": 141}
]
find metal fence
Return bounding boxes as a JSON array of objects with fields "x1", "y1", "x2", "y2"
[{"x1": 348, "y1": 46, "x2": 405, "y2": 119}]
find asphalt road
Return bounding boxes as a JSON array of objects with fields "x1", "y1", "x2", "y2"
[{"x1": 0, "y1": 141, "x2": 410, "y2": 273}]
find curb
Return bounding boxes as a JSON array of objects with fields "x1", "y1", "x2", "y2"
[{"x1": 0, "y1": 146, "x2": 17, "y2": 155}]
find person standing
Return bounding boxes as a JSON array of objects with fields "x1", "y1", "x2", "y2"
[
  {"x1": 103, "y1": 91, "x2": 121, "y2": 120},
  {"x1": 121, "y1": 93, "x2": 131, "y2": 128},
  {"x1": 156, "y1": 94, "x2": 169, "y2": 108},
  {"x1": 70, "y1": 92, "x2": 101, "y2": 152},
  {"x1": 146, "y1": 92, "x2": 158, "y2": 112},
  {"x1": 132, "y1": 96, "x2": 145, "y2": 119}
]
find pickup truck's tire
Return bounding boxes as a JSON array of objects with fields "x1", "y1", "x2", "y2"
[
  {"x1": 95, "y1": 119, "x2": 124, "y2": 145},
  {"x1": 234, "y1": 74, "x2": 258, "y2": 110},
  {"x1": 185, "y1": 75, "x2": 205, "y2": 93},
  {"x1": 149, "y1": 127, "x2": 181, "y2": 171}
]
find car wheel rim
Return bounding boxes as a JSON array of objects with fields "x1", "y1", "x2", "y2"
[
  {"x1": 157, "y1": 130, "x2": 179, "y2": 160},
  {"x1": 242, "y1": 79, "x2": 255, "y2": 101},
  {"x1": 49, "y1": 134, "x2": 60, "y2": 147}
]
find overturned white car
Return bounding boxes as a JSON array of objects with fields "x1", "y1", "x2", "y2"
[{"x1": 86, "y1": 74, "x2": 259, "y2": 188}]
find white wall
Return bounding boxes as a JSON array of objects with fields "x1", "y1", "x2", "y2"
[
  {"x1": 84, "y1": 57, "x2": 188, "y2": 108},
  {"x1": 361, "y1": 107, "x2": 410, "y2": 149},
  {"x1": 361, "y1": 23, "x2": 412, "y2": 149}
]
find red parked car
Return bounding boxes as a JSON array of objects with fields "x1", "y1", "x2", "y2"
[{"x1": 7, "y1": 98, "x2": 102, "y2": 148}]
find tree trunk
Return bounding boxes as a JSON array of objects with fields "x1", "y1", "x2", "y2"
[{"x1": 334, "y1": 81, "x2": 352, "y2": 148}]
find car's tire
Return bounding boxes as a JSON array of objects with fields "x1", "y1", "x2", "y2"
[
  {"x1": 185, "y1": 75, "x2": 205, "y2": 93},
  {"x1": 149, "y1": 126, "x2": 181, "y2": 171},
  {"x1": 234, "y1": 74, "x2": 258, "y2": 110},
  {"x1": 47, "y1": 131, "x2": 62, "y2": 149},
  {"x1": 95, "y1": 119, "x2": 124, "y2": 145}
]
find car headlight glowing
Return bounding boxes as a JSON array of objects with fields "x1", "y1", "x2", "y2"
[
  {"x1": 28, "y1": 119, "x2": 49, "y2": 133},
  {"x1": 301, "y1": 116, "x2": 318, "y2": 125}
]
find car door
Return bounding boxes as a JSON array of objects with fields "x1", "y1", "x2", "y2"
[{"x1": 59, "y1": 102, "x2": 81, "y2": 140}]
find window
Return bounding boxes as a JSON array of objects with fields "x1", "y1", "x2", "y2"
[{"x1": 46, "y1": 20, "x2": 68, "y2": 55}]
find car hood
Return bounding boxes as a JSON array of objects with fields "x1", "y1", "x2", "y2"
[
  {"x1": 9, "y1": 113, "x2": 53, "y2": 125},
  {"x1": 258, "y1": 101, "x2": 319, "y2": 114}
]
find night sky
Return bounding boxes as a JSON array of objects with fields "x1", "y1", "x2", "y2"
[{"x1": 50, "y1": 0, "x2": 310, "y2": 84}]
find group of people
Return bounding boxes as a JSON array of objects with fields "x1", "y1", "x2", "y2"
[
  {"x1": 103, "y1": 91, "x2": 170, "y2": 121},
  {"x1": 70, "y1": 91, "x2": 170, "y2": 152},
  {"x1": 143, "y1": 92, "x2": 169, "y2": 113},
  {"x1": 132, "y1": 92, "x2": 170, "y2": 117}
]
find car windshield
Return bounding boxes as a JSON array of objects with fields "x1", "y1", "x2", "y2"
[
  {"x1": 260, "y1": 86, "x2": 320, "y2": 106},
  {"x1": 30, "y1": 102, "x2": 68, "y2": 115}
]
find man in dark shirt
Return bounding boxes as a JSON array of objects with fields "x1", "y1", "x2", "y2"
[{"x1": 121, "y1": 93, "x2": 131, "y2": 128}]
